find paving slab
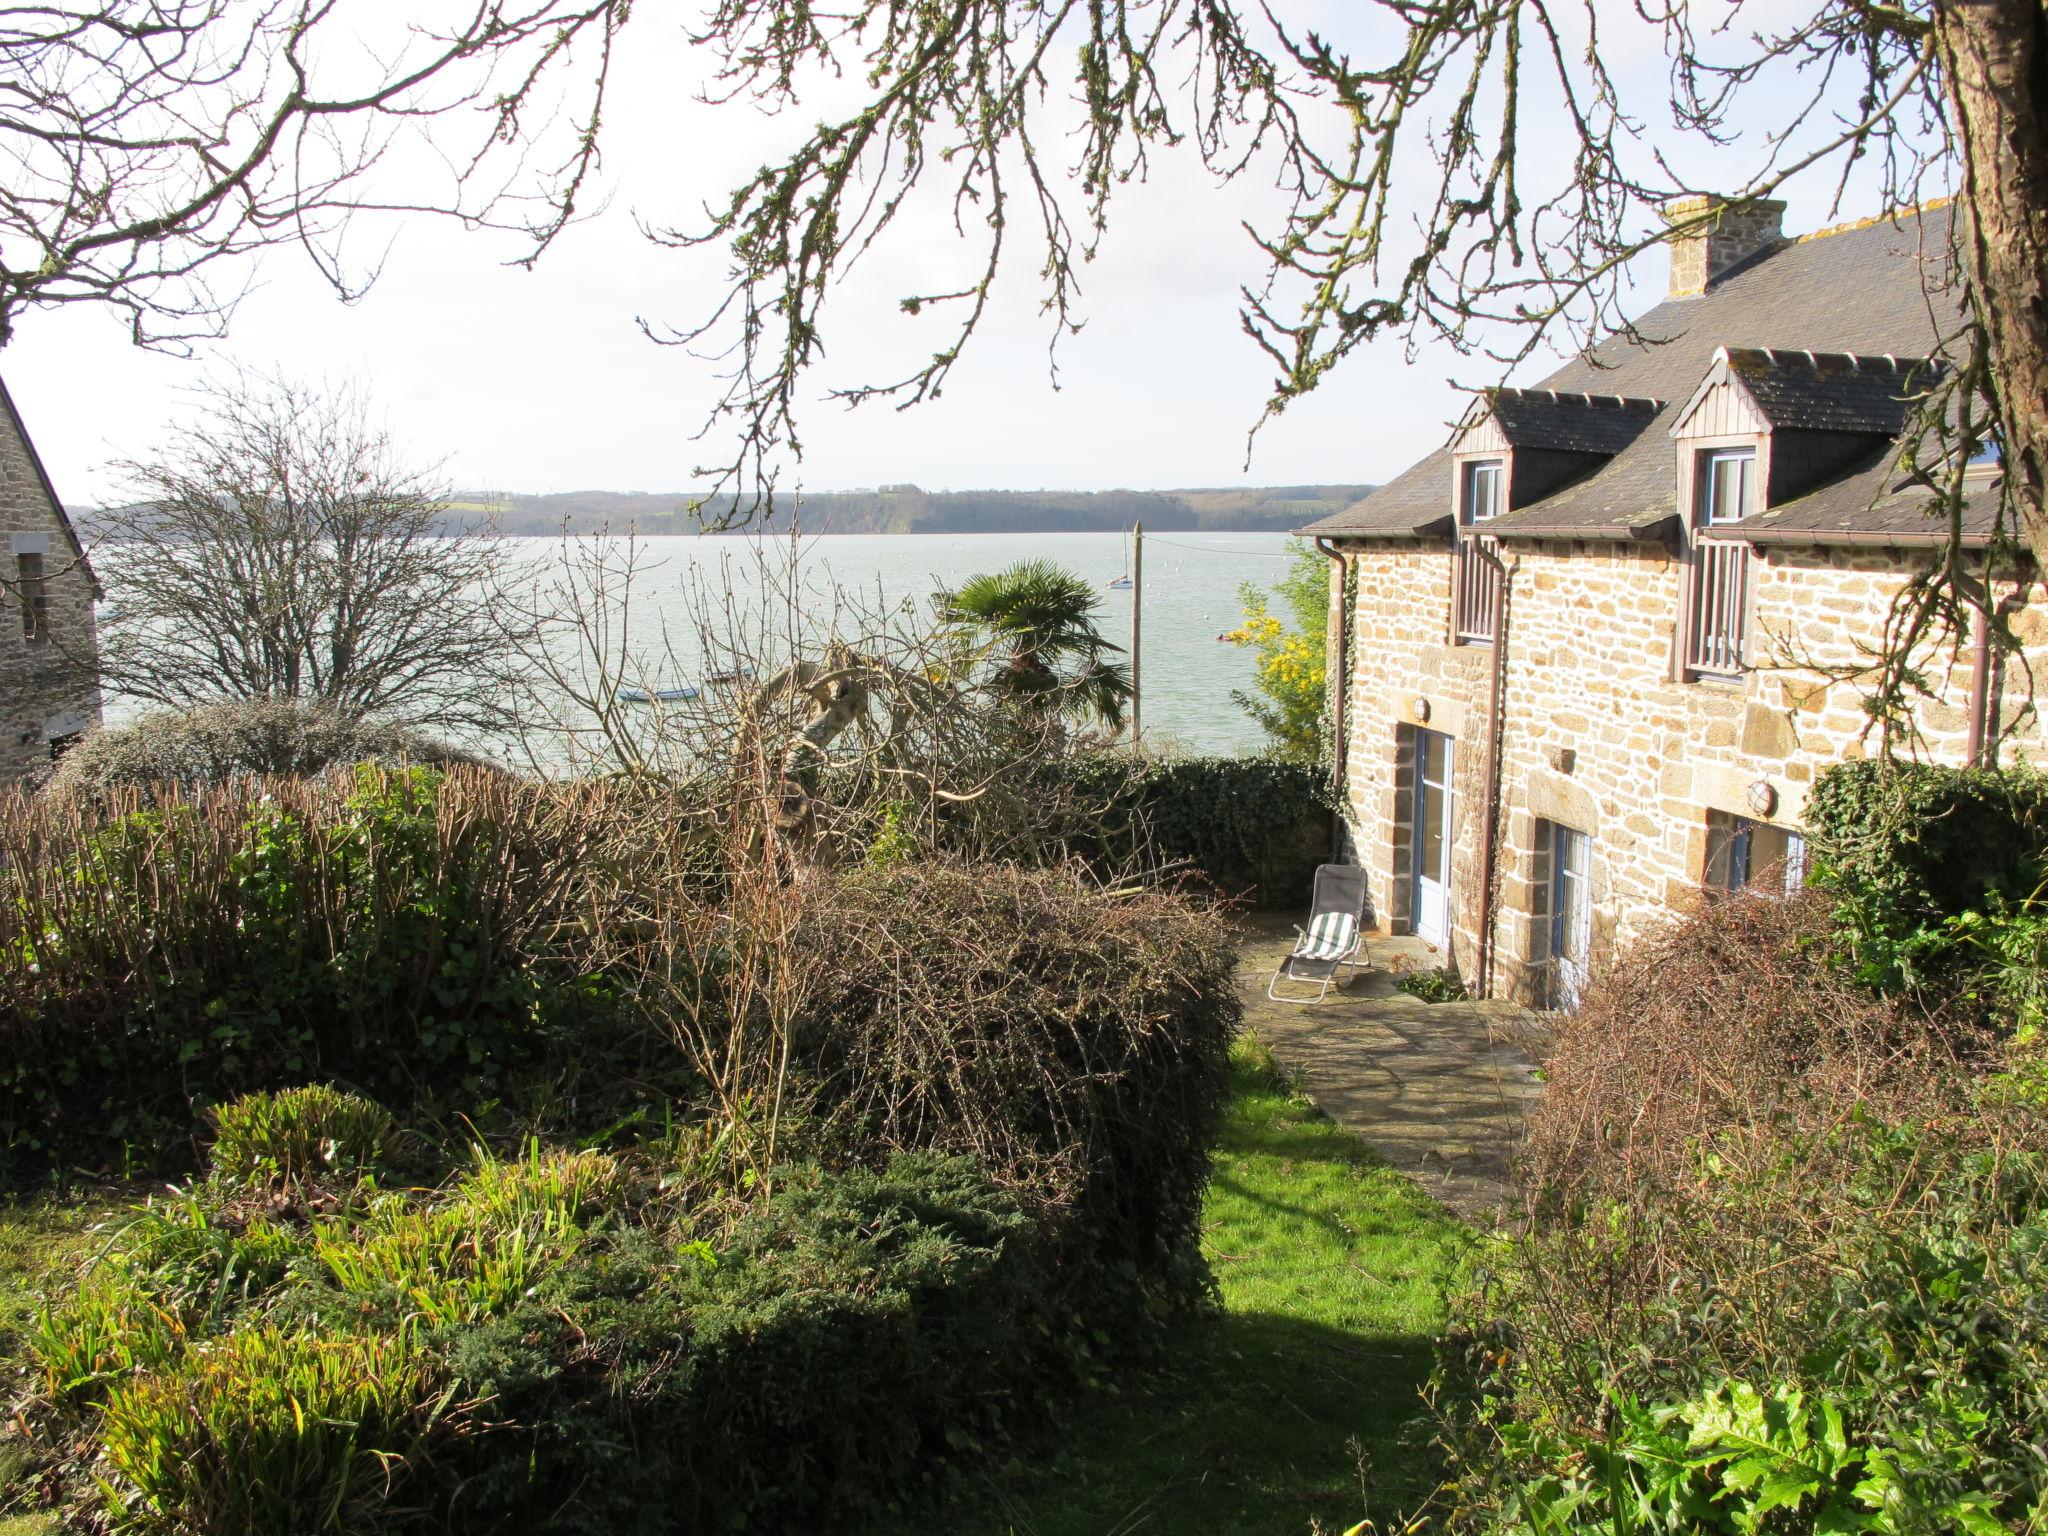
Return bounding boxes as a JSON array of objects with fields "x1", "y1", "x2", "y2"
[{"x1": 1234, "y1": 915, "x2": 1549, "y2": 1224}]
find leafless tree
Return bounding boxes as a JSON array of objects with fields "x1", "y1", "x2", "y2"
[
  {"x1": 94, "y1": 371, "x2": 526, "y2": 734},
  {"x1": 12, "y1": 4, "x2": 2040, "y2": 576},
  {"x1": 0, "y1": 0, "x2": 625, "y2": 351},
  {"x1": 644, "y1": 2, "x2": 2041, "y2": 566}
]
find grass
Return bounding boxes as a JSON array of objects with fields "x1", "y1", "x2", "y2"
[
  {"x1": 0, "y1": 1190, "x2": 114, "y2": 1536},
  {"x1": 920, "y1": 1039, "x2": 1473, "y2": 1536}
]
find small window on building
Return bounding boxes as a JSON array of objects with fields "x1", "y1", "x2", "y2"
[
  {"x1": 47, "y1": 731, "x2": 81, "y2": 762},
  {"x1": 1706, "y1": 811, "x2": 1805, "y2": 895},
  {"x1": 1454, "y1": 459, "x2": 1504, "y2": 644},
  {"x1": 16, "y1": 552, "x2": 48, "y2": 642},
  {"x1": 1684, "y1": 449, "x2": 1754, "y2": 678}
]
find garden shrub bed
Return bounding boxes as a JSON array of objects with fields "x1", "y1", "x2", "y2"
[
  {"x1": 0, "y1": 766, "x2": 672, "y2": 1174},
  {"x1": 15, "y1": 1099, "x2": 1085, "y2": 1535},
  {"x1": 0, "y1": 765, "x2": 1243, "y2": 1531},
  {"x1": 1433, "y1": 770, "x2": 2048, "y2": 1535}
]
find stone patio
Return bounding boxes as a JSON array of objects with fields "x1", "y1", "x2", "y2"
[{"x1": 1234, "y1": 915, "x2": 1549, "y2": 1223}]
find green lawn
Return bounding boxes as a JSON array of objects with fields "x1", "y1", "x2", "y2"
[{"x1": 923, "y1": 1041, "x2": 1473, "y2": 1536}]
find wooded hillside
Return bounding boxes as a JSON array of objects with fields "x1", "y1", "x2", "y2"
[{"x1": 432, "y1": 484, "x2": 1374, "y2": 536}]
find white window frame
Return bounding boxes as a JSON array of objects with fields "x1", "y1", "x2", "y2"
[{"x1": 1684, "y1": 447, "x2": 1756, "y2": 678}]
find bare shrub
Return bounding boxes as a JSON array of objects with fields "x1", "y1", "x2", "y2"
[
  {"x1": 780, "y1": 861, "x2": 1240, "y2": 1303},
  {"x1": 1527, "y1": 888, "x2": 1990, "y2": 1209},
  {"x1": 1490, "y1": 888, "x2": 2012, "y2": 1421}
]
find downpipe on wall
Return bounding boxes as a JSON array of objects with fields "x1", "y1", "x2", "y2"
[{"x1": 1472, "y1": 536, "x2": 1512, "y2": 1000}]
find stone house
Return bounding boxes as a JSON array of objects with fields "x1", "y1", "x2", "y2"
[
  {"x1": 1302, "y1": 199, "x2": 2044, "y2": 1006},
  {"x1": 0, "y1": 376, "x2": 102, "y2": 781}
]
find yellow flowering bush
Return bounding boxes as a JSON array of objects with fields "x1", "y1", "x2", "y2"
[{"x1": 1221, "y1": 543, "x2": 1328, "y2": 762}]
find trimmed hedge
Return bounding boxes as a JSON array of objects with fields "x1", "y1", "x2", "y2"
[
  {"x1": 788, "y1": 862, "x2": 1240, "y2": 1323},
  {"x1": 39, "y1": 698, "x2": 472, "y2": 804},
  {"x1": 433, "y1": 1153, "x2": 1070, "y2": 1533},
  {"x1": 1806, "y1": 759, "x2": 2048, "y2": 927},
  {"x1": 1042, "y1": 753, "x2": 1335, "y2": 902}
]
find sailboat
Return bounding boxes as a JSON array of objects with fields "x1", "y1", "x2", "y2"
[{"x1": 1107, "y1": 525, "x2": 1134, "y2": 588}]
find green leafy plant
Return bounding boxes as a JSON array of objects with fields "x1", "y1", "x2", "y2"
[
  {"x1": 209, "y1": 1086, "x2": 400, "y2": 1187},
  {"x1": 95, "y1": 1325, "x2": 443, "y2": 1536},
  {"x1": 938, "y1": 559, "x2": 1133, "y2": 728},
  {"x1": 1805, "y1": 758, "x2": 2048, "y2": 993},
  {"x1": 1397, "y1": 967, "x2": 1468, "y2": 1003}
]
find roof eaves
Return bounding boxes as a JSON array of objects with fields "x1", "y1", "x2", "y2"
[
  {"x1": 1314, "y1": 514, "x2": 1454, "y2": 543},
  {"x1": 1704, "y1": 523, "x2": 1987, "y2": 551}
]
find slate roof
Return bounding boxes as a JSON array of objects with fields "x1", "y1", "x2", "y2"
[
  {"x1": 1471, "y1": 389, "x2": 1663, "y2": 456},
  {"x1": 1709, "y1": 348, "x2": 1946, "y2": 436},
  {"x1": 1306, "y1": 204, "x2": 1964, "y2": 545},
  {"x1": 1704, "y1": 459, "x2": 2003, "y2": 549}
]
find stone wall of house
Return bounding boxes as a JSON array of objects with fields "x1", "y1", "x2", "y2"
[
  {"x1": 1338, "y1": 535, "x2": 2047, "y2": 1004},
  {"x1": 0, "y1": 396, "x2": 101, "y2": 783}
]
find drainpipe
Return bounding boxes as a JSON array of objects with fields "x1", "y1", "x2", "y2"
[
  {"x1": 1315, "y1": 536, "x2": 1349, "y2": 852},
  {"x1": 1472, "y1": 536, "x2": 1511, "y2": 1000}
]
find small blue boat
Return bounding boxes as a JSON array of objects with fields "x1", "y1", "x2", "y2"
[{"x1": 618, "y1": 667, "x2": 755, "y2": 705}]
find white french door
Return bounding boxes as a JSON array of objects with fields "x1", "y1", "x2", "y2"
[
  {"x1": 1549, "y1": 824, "x2": 1592, "y2": 1009},
  {"x1": 1411, "y1": 730, "x2": 1454, "y2": 946}
]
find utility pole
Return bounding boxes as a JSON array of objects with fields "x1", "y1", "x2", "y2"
[{"x1": 1130, "y1": 520, "x2": 1143, "y2": 744}]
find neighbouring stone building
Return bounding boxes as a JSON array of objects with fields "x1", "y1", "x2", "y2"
[
  {"x1": 0, "y1": 376, "x2": 101, "y2": 781},
  {"x1": 1302, "y1": 199, "x2": 2045, "y2": 1007}
]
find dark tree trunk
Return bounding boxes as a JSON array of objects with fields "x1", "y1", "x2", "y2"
[{"x1": 1937, "y1": 0, "x2": 2048, "y2": 568}]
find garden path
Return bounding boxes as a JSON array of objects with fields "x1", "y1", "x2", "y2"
[{"x1": 1235, "y1": 915, "x2": 1548, "y2": 1223}]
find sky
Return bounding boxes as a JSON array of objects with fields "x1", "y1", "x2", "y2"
[{"x1": 3, "y1": 2, "x2": 1940, "y2": 506}]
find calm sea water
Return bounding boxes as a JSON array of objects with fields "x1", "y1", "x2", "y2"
[
  {"x1": 516, "y1": 531, "x2": 1302, "y2": 756},
  {"x1": 98, "y1": 531, "x2": 1305, "y2": 755}
]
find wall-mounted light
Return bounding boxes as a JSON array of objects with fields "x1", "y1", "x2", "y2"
[
  {"x1": 1411, "y1": 697, "x2": 1431, "y2": 723},
  {"x1": 1747, "y1": 779, "x2": 1777, "y2": 818}
]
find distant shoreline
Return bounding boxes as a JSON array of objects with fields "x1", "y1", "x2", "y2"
[
  {"x1": 76, "y1": 484, "x2": 1374, "y2": 541},
  {"x1": 428, "y1": 483, "x2": 1375, "y2": 539}
]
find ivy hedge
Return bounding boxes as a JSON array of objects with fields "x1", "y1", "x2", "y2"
[
  {"x1": 1042, "y1": 753, "x2": 1336, "y2": 903},
  {"x1": 1806, "y1": 759, "x2": 2048, "y2": 930}
]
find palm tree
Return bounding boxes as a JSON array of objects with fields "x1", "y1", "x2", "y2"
[{"x1": 939, "y1": 560, "x2": 1133, "y2": 730}]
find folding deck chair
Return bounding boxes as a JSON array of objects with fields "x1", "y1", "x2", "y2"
[{"x1": 1267, "y1": 863, "x2": 1370, "y2": 1004}]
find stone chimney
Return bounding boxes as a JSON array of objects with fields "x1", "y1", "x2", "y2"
[{"x1": 1661, "y1": 196, "x2": 1787, "y2": 299}]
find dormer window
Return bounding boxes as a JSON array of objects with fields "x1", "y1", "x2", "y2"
[
  {"x1": 1454, "y1": 459, "x2": 1504, "y2": 643},
  {"x1": 1463, "y1": 460, "x2": 1503, "y2": 525},
  {"x1": 1685, "y1": 447, "x2": 1753, "y2": 677},
  {"x1": 1699, "y1": 449, "x2": 1754, "y2": 526}
]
